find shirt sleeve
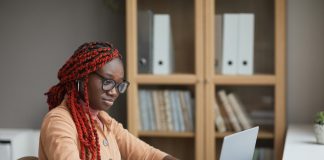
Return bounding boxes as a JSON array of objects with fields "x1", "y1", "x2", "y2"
[
  {"x1": 39, "y1": 109, "x2": 80, "y2": 160},
  {"x1": 111, "y1": 119, "x2": 168, "y2": 160}
]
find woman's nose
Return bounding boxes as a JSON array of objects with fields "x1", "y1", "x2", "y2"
[{"x1": 107, "y1": 86, "x2": 119, "y2": 96}]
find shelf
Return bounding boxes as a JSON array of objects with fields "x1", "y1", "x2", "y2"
[
  {"x1": 138, "y1": 131, "x2": 195, "y2": 138},
  {"x1": 215, "y1": 130, "x2": 274, "y2": 139},
  {"x1": 136, "y1": 74, "x2": 198, "y2": 84},
  {"x1": 213, "y1": 74, "x2": 276, "y2": 85}
]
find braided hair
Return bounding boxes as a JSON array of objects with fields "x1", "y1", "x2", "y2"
[{"x1": 45, "y1": 42, "x2": 122, "y2": 160}]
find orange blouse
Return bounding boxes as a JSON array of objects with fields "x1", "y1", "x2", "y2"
[{"x1": 38, "y1": 100, "x2": 167, "y2": 160}]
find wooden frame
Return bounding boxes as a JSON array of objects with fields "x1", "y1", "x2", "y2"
[{"x1": 126, "y1": 0, "x2": 204, "y2": 159}]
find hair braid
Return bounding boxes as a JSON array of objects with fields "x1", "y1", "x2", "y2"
[
  {"x1": 83, "y1": 77, "x2": 101, "y2": 160},
  {"x1": 45, "y1": 42, "x2": 121, "y2": 160}
]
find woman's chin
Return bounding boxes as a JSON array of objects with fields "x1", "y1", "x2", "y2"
[{"x1": 102, "y1": 101, "x2": 114, "y2": 110}]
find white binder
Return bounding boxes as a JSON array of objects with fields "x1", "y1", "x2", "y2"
[
  {"x1": 238, "y1": 14, "x2": 255, "y2": 75},
  {"x1": 138, "y1": 10, "x2": 154, "y2": 74},
  {"x1": 152, "y1": 14, "x2": 173, "y2": 74},
  {"x1": 222, "y1": 14, "x2": 239, "y2": 75},
  {"x1": 215, "y1": 14, "x2": 223, "y2": 74}
]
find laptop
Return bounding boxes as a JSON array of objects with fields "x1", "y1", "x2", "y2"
[{"x1": 219, "y1": 126, "x2": 259, "y2": 160}]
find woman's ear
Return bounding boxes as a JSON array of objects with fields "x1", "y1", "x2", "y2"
[
  {"x1": 76, "y1": 79, "x2": 85, "y2": 101},
  {"x1": 76, "y1": 80, "x2": 81, "y2": 92}
]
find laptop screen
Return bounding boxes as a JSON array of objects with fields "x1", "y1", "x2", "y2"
[{"x1": 219, "y1": 126, "x2": 259, "y2": 160}]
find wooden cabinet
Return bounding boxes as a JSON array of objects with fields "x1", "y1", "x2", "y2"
[
  {"x1": 204, "y1": 0, "x2": 286, "y2": 159},
  {"x1": 126, "y1": 0, "x2": 286, "y2": 159}
]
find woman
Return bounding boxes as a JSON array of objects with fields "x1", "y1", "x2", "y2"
[{"x1": 39, "y1": 42, "x2": 176, "y2": 160}]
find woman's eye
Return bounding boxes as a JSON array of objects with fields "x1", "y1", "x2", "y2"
[{"x1": 103, "y1": 80, "x2": 112, "y2": 85}]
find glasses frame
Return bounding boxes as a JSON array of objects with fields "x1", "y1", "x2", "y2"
[{"x1": 93, "y1": 72, "x2": 129, "y2": 94}]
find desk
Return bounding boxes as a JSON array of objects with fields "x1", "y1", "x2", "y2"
[
  {"x1": 283, "y1": 124, "x2": 324, "y2": 160},
  {"x1": 0, "y1": 129, "x2": 39, "y2": 160}
]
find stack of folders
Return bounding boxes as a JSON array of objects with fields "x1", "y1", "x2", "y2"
[
  {"x1": 215, "y1": 13, "x2": 255, "y2": 75},
  {"x1": 138, "y1": 10, "x2": 174, "y2": 74},
  {"x1": 138, "y1": 89, "x2": 194, "y2": 132},
  {"x1": 214, "y1": 90, "x2": 253, "y2": 132},
  {"x1": 252, "y1": 148, "x2": 273, "y2": 160},
  {"x1": 249, "y1": 109, "x2": 274, "y2": 130}
]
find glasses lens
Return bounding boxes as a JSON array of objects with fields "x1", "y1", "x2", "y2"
[
  {"x1": 118, "y1": 82, "x2": 129, "y2": 93},
  {"x1": 103, "y1": 80, "x2": 115, "y2": 91}
]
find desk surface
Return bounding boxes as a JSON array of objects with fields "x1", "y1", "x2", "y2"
[
  {"x1": 283, "y1": 124, "x2": 324, "y2": 160},
  {"x1": 0, "y1": 128, "x2": 35, "y2": 140}
]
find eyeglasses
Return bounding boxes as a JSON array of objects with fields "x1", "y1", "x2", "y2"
[{"x1": 94, "y1": 72, "x2": 129, "y2": 94}]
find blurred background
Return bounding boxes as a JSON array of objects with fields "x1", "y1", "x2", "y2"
[
  {"x1": 0, "y1": 0, "x2": 323, "y2": 129},
  {"x1": 0, "y1": 0, "x2": 126, "y2": 128},
  {"x1": 0, "y1": 0, "x2": 323, "y2": 159}
]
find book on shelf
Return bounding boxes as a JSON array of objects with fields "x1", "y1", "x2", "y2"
[
  {"x1": 250, "y1": 118, "x2": 274, "y2": 126},
  {"x1": 218, "y1": 90, "x2": 242, "y2": 132},
  {"x1": 216, "y1": 13, "x2": 255, "y2": 75},
  {"x1": 227, "y1": 93, "x2": 253, "y2": 130},
  {"x1": 157, "y1": 90, "x2": 168, "y2": 131},
  {"x1": 219, "y1": 101, "x2": 233, "y2": 131},
  {"x1": 146, "y1": 90, "x2": 156, "y2": 130},
  {"x1": 214, "y1": 97, "x2": 226, "y2": 132},
  {"x1": 249, "y1": 109, "x2": 274, "y2": 128},
  {"x1": 252, "y1": 148, "x2": 273, "y2": 160},
  {"x1": 183, "y1": 90, "x2": 194, "y2": 131},
  {"x1": 215, "y1": 90, "x2": 255, "y2": 132},
  {"x1": 250, "y1": 110, "x2": 274, "y2": 118},
  {"x1": 138, "y1": 10, "x2": 154, "y2": 73},
  {"x1": 164, "y1": 90, "x2": 173, "y2": 131},
  {"x1": 138, "y1": 90, "x2": 149, "y2": 131},
  {"x1": 138, "y1": 89, "x2": 156, "y2": 131},
  {"x1": 152, "y1": 90, "x2": 162, "y2": 131},
  {"x1": 169, "y1": 90, "x2": 180, "y2": 132},
  {"x1": 179, "y1": 91, "x2": 191, "y2": 131},
  {"x1": 173, "y1": 90, "x2": 185, "y2": 132},
  {"x1": 152, "y1": 14, "x2": 174, "y2": 74},
  {"x1": 138, "y1": 89, "x2": 194, "y2": 132}
]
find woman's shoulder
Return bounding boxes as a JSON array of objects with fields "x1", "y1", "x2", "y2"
[
  {"x1": 41, "y1": 104, "x2": 74, "y2": 128},
  {"x1": 40, "y1": 104, "x2": 78, "y2": 137},
  {"x1": 44, "y1": 105, "x2": 71, "y2": 119}
]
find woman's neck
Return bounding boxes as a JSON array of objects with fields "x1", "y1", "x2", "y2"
[
  {"x1": 88, "y1": 106, "x2": 99, "y2": 119},
  {"x1": 81, "y1": 101, "x2": 104, "y2": 130},
  {"x1": 80, "y1": 100, "x2": 99, "y2": 119}
]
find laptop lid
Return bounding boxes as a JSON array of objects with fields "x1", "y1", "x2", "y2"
[{"x1": 219, "y1": 126, "x2": 259, "y2": 160}]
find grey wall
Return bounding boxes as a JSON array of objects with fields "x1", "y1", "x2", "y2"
[
  {"x1": 1, "y1": 0, "x2": 323, "y2": 129},
  {"x1": 0, "y1": 0, "x2": 126, "y2": 129},
  {"x1": 287, "y1": 0, "x2": 324, "y2": 123}
]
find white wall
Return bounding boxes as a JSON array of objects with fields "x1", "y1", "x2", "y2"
[
  {"x1": 0, "y1": 0, "x2": 126, "y2": 128},
  {"x1": 287, "y1": 0, "x2": 324, "y2": 123}
]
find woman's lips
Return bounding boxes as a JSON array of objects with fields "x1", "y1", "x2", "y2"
[{"x1": 103, "y1": 99, "x2": 114, "y2": 106}]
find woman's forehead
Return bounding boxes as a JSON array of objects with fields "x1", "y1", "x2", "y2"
[{"x1": 97, "y1": 58, "x2": 124, "y2": 79}]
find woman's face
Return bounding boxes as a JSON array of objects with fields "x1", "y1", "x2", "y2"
[{"x1": 87, "y1": 58, "x2": 124, "y2": 111}]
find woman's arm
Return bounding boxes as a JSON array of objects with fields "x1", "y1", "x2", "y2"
[
  {"x1": 39, "y1": 109, "x2": 80, "y2": 160},
  {"x1": 111, "y1": 118, "x2": 177, "y2": 160}
]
